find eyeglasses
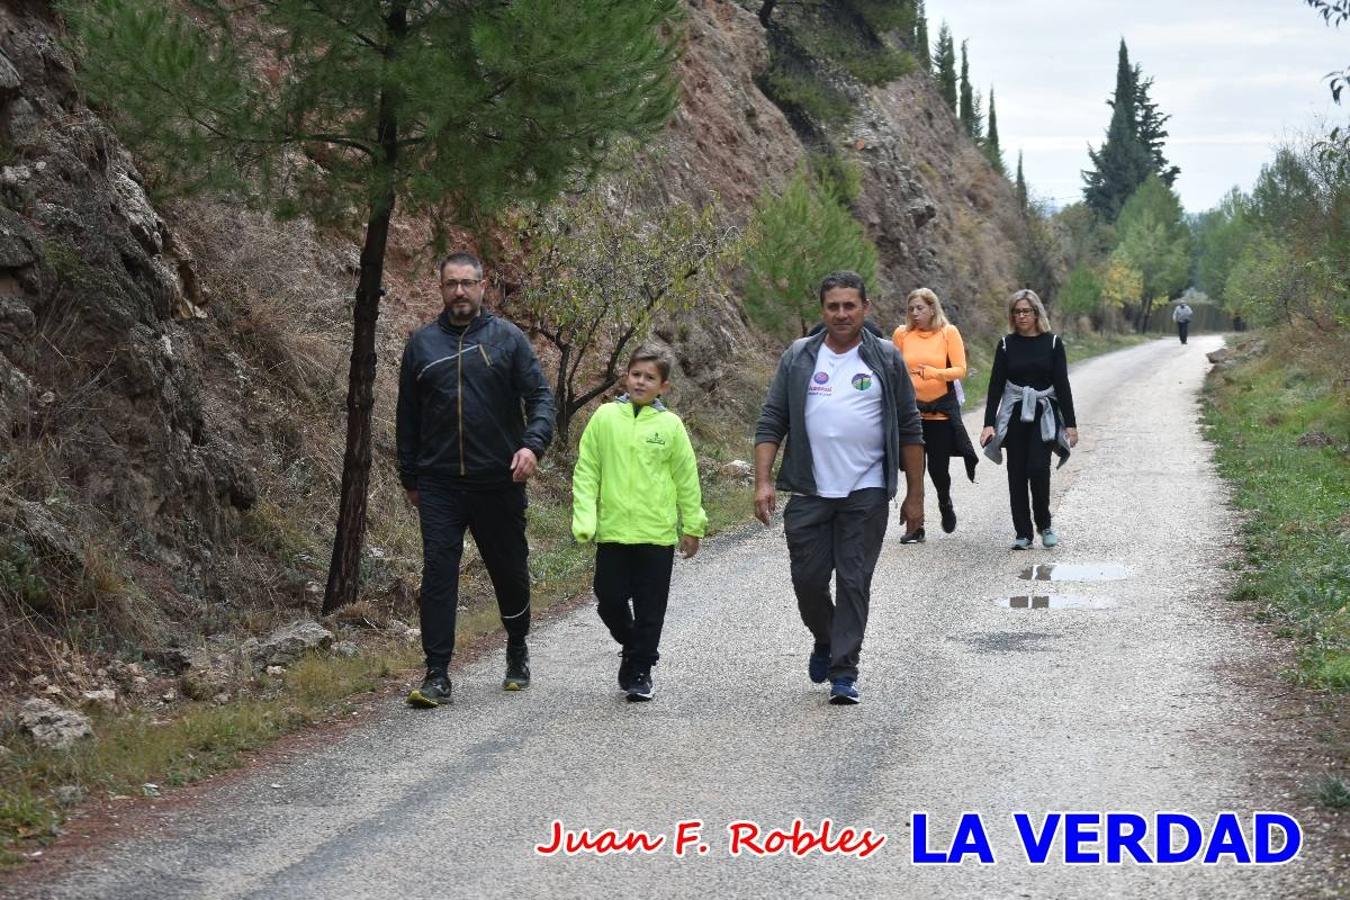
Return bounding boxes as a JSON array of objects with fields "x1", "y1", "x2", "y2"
[
  {"x1": 1012, "y1": 308, "x2": 1035, "y2": 316},
  {"x1": 441, "y1": 278, "x2": 481, "y2": 290}
]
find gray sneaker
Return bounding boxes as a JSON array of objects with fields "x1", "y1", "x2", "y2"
[
  {"x1": 1011, "y1": 536, "x2": 1033, "y2": 550},
  {"x1": 1040, "y1": 528, "x2": 1059, "y2": 548}
]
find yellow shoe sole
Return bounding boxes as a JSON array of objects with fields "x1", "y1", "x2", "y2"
[{"x1": 407, "y1": 689, "x2": 445, "y2": 708}]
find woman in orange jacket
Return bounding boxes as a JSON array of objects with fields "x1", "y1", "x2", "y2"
[{"x1": 892, "y1": 288, "x2": 978, "y2": 542}]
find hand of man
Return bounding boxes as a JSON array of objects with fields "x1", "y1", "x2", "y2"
[
  {"x1": 511, "y1": 447, "x2": 538, "y2": 482},
  {"x1": 1066, "y1": 427, "x2": 1079, "y2": 448},
  {"x1": 900, "y1": 491, "x2": 924, "y2": 535},
  {"x1": 679, "y1": 535, "x2": 700, "y2": 559},
  {"x1": 754, "y1": 483, "x2": 776, "y2": 526},
  {"x1": 405, "y1": 489, "x2": 419, "y2": 508},
  {"x1": 979, "y1": 426, "x2": 995, "y2": 447}
]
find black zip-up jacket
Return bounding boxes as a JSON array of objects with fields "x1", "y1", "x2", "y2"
[{"x1": 396, "y1": 310, "x2": 555, "y2": 489}]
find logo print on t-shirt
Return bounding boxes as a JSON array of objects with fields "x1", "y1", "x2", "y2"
[
  {"x1": 851, "y1": 372, "x2": 873, "y2": 391},
  {"x1": 812, "y1": 371, "x2": 829, "y2": 384}
]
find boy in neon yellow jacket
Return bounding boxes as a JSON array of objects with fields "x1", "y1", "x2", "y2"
[{"x1": 572, "y1": 346, "x2": 707, "y2": 701}]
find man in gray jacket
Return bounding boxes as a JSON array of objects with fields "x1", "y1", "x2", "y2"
[{"x1": 754, "y1": 271, "x2": 925, "y2": 705}]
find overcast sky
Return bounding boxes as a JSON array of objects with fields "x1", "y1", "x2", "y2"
[{"x1": 928, "y1": 0, "x2": 1347, "y2": 213}]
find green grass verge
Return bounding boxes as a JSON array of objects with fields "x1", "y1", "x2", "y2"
[{"x1": 1202, "y1": 331, "x2": 1349, "y2": 690}]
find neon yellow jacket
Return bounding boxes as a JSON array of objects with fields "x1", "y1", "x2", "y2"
[{"x1": 572, "y1": 397, "x2": 707, "y2": 546}]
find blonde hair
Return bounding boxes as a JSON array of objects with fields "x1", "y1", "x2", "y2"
[
  {"x1": 1007, "y1": 288, "x2": 1051, "y2": 334},
  {"x1": 902, "y1": 287, "x2": 950, "y2": 332}
]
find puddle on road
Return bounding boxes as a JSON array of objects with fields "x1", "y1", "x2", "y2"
[
  {"x1": 998, "y1": 594, "x2": 1116, "y2": 610},
  {"x1": 1018, "y1": 563, "x2": 1132, "y2": 582}
]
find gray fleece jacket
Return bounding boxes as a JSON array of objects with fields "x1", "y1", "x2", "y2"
[{"x1": 754, "y1": 329, "x2": 924, "y2": 500}]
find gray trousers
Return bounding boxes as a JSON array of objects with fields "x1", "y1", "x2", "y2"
[{"x1": 783, "y1": 488, "x2": 889, "y2": 681}]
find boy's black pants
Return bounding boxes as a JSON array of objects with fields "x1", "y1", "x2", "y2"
[
  {"x1": 417, "y1": 479, "x2": 531, "y2": 671},
  {"x1": 593, "y1": 542, "x2": 675, "y2": 671}
]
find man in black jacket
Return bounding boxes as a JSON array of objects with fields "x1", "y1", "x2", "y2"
[{"x1": 396, "y1": 251, "x2": 555, "y2": 707}]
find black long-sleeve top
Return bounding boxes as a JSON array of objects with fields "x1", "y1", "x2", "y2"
[{"x1": 982, "y1": 332, "x2": 1077, "y2": 428}]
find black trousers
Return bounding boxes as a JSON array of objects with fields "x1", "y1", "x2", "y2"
[
  {"x1": 1177, "y1": 321, "x2": 1189, "y2": 344},
  {"x1": 1004, "y1": 407, "x2": 1053, "y2": 540},
  {"x1": 593, "y1": 543, "x2": 675, "y2": 670},
  {"x1": 417, "y1": 479, "x2": 531, "y2": 670},
  {"x1": 783, "y1": 488, "x2": 888, "y2": 681},
  {"x1": 921, "y1": 417, "x2": 954, "y2": 502}
]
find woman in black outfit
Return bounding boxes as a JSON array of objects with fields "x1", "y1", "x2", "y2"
[{"x1": 978, "y1": 289, "x2": 1079, "y2": 550}]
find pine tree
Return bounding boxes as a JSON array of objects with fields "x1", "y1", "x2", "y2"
[
  {"x1": 984, "y1": 87, "x2": 1005, "y2": 174},
  {"x1": 62, "y1": 0, "x2": 683, "y2": 612},
  {"x1": 1015, "y1": 152, "x2": 1029, "y2": 210},
  {"x1": 934, "y1": 24, "x2": 957, "y2": 111},
  {"x1": 914, "y1": 0, "x2": 931, "y2": 70},
  {"x1": 958, "y1": 40, "x2": 977, "y2": 137},
  {"x1": 1082, "y1": 39, "x2": 1154, "y2": 221}
]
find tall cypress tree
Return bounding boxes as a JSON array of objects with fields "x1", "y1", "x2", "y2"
[
  {"x1": 984, "y1": 87, "x2": 1005, "y2": 174},
  {"x1": 934, "y1": 24, "x2": 957, "y2": 111},
  {"x1": 958, "y1": 40, "x2": 977, "y2": 137},
  {"x1": 914, "y1": 0, "x2": 930, "y2": 70},
  {"x1": 1082, "y1": 39, "x2": 1153, "y2": 221},
  {"x1": 1015, "y1": 152, "x2": 1028, "y2": 210},
  {"x1": 1135, "y1": 71, "x2": 1181, "y2": 186}
]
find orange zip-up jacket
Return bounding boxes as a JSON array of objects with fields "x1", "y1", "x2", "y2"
[{"x1": 892, "y1": 323, "x2": 967, "y2": 420}]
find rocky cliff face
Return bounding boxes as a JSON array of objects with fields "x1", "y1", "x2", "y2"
[{"x1": 0, "y1": 0, "x2": 1024, "y2": 673}]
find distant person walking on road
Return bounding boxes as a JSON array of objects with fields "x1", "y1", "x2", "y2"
[
  {"x1": 979, "y1": 289, "x2": 1078, "y2": 551},
  {"x1": 397, "y1": 251, "x2": 555, "y2": 708},
  {"x1": 1172, "y1": 301, "x2": 1194, "y2": 344},
  {"x1": 891, "y1": 288, "x2": 978, "y2": 541},
  {"x1": 755, "y1": 271, "x2": 925, "y2": 705},
  {"x1": 572, "y1": 346, "x2": 706, "y2": 703}
]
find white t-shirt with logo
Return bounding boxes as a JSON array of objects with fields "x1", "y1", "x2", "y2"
[{"x1": 803, "y1": 344, "x2": 885, "y2": 498}]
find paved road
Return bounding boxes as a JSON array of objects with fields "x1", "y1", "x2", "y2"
[{"x1": 20, "y1": 336, "x2": 1340, "y2": 898}]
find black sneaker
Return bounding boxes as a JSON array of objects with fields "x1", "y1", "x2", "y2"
[
  {"x1": 808, "y1": 644, "x2": 831, "y2": 684},
  {"x1": 408, "y1": 669, "x2": 452, "y2": 708},
  {"x1": 939, "y1": 500, "x2": 957, "y2": 534},
  {"x1": 503, "y1": 642, "x2": 530, "y2": 691},
  {"x1": 626, "y1": 670, "x2": 653, "y2": 702},
  {"x1": 899, "y1": 527, "x2": 925, "y2": 544},
  {"x1": 617, "y1": 652, "x2": 636, "y2": 692}
]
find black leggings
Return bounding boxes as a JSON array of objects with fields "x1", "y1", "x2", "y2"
[
  {"x1": 921, "y1": 418, "x2": 954, "y2": 502},
  {"x1": 1004, "y1": 407, "x2": 1053, "y2": 540}
]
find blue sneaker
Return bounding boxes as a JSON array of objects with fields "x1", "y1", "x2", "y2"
[
  {"x1": 808, "y1": 645, "x2": 831, "y2": 684},
  {"x1": 1039, "y1": 528, "x2": 1059, "y2": 548},
  {"x1": 829, "y1": 677, "x2": 860, "y2": 705},
  {"x1": 1011, "y1": 536, "x2": 1033, "y2": 550}
]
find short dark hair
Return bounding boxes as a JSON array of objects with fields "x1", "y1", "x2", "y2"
[
  {"x1": 438, "y1": 251, "x2": 483, "y2": 280},
  {"x1": 818, "y1": 270, "x2": 868, "y2": 303},
  {"x1": 627, "y1": 344, "x2": 673, "y2": 381}
]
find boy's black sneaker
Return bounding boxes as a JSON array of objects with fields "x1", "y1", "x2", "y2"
[
  {"x1": 626, "y1": 671, "x2": 653, "y2": 702},
  {"x1": 503, "y1": 642, "x2": 530, "y2": 691},
  {"x1": 408, "y1": 669, "x2": 452, "y2": 708},
  {"x1": 617, "y1": 652, "x2": 636, "y2": 692}
]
